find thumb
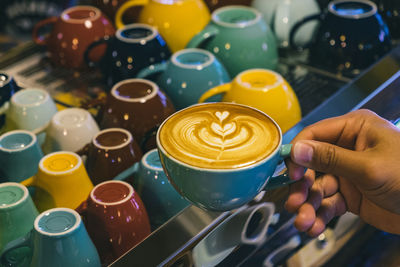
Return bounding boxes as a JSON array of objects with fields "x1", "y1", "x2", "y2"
[{"x1": 291, "y1": 140, "x2": 368, "y2": 179}]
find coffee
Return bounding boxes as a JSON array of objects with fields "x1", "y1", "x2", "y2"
[{"x1": 159, "y1": 103, "x2": 280, "y2": 169}]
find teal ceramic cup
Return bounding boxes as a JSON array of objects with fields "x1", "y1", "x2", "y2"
[
  {"x1": 136, "y1": 48, "x2": 230, "y2": 110},
  {"x1": 0, "y1": 208, "x2": 101, "y2": 267},
  {"x1": 156, "y1": 102, "x2": 296, "y2": 212},
  {"x1": 0, "y1": 130, "x2": 44, "y2": 183},
  {"x1": 0, "y1": 183, "x2": 38, "y2": 265},
  {"x1": 186, "y1": 6, "x2": 278, "y2": 77},
  {"x1": 127, "y1": 149, "x2": 189, "y2": 229}
]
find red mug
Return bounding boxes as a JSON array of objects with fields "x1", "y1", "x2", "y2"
[
  {"x1": 76, "y1": 180, "x2": 151, "y2": 265},
  {"x1": 32, "y1": 5, "x2": 115, "y2": 69}
]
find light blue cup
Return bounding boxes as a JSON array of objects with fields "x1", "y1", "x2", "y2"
[
  {"x1": 0, "y1": 208, "x2": 101, "y2": 267},
  {"x1": 0, "y1": 130, "x2": 44, "y2": 183},
  {"x1": 136, "y1": 48, "x2": 230, "y2": 110},
  {"x1": 115, "y1": 149, "x2": 189, "y2": 229}
]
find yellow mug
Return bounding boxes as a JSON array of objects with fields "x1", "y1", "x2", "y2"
[
  {"x1": 199, "y1": 68, "x2": 301, "y2": 133},
  {"x1": 21, "y1": 151, "x2": 94, "y2": 212},
  {"x1": 115, "y1": 0, "x2": 210, "y2": 52}
]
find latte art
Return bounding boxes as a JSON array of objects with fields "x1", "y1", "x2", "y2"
[{"x1": 159, "y1": 103, "x2": 280, "y2": 169}]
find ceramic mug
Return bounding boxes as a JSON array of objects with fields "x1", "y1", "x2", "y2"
[
  {"x1": 0, "y1": 73, "x2": 19, "y2": 130},
  {"x1": 199, "y1": 68, "x2": 301, "y2": 133},
  {"x1": 0, "y1": 208, "x2": 101, "y2": 267},
  {"x1": 192, "y1": 203, "x2": 275, "y2": 266},
  {"x1": 187, "y1": 6, "x2": 278, "y2": 77},
  {"x1": 84, "y1": 23, "x2": 171, "y2": 89},
  {"x1": 252, "y1": 0, "x2": 320, "y2": 48},
  {"x1": 0, "y1": 130, "x2": 44, "y2": 183},
  {"x1": 76, "y1": 180, "x2": 151, "y2": 266},
  {"x1": 78, "y1": 128, "x2": 143, "y2": 185},
  {"x1": 98, "y1": 78, "x2": 175, "y2": 152},
  {"x1": 129, "y1": 148, "x2": 189, "y2": 229},
  {"x1": 137, "y1": 48, "x2": 230, "y2": 110},
  {"x1": 32, "y1": 5, "x2": 115, "y2": 69},
  {"x1": 21, "y1": 151, "x2": 94, "y2": 212},
  {"x1": 157, "y1": 102, "x2": 296, "y2": 211},
  {"x1": 290, "y1": 0, "x2": 392, "y2": 76},
  {"x1": 0, "y1": 183, "x2": 39, "y2": 255},
  {"x1": 5, "y1": 88, "x2": 58, "y2": 145},
  {"x1": 115, "y1": 0, "x2": 210, "y2": 52},
  {"x1": 373, "y1": 0, "x2": 400, "y2": 39},
  {"x1": 41, "y1": 108, "x2": 100, "y2": 155}
]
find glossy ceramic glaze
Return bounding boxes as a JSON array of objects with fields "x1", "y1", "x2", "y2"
[
  {"x1": 0, "y1": 208, "x2": 101, "y2": 267},
  {"x1": 93, "y1": 0, "x2": 142, "y2": 21},
  {"x1": 7, "y1": 88, "x2": 58, "y2": 145},
  {"x1": 156, "y1": 103, "x2": 293, "y2": 211},
  {"x1": 199, "y1": 69, "x2": 301, "y2": 133},
  {"x1": 85, "y1": 23, "x2": 171, "y2": 89},
  {"x1": 32, "y1": 5, "x2": 115, "y2": 69},
  {"x1": 204, "y1": 0, "x2": 253, "y2": 12},
  {"x1": 187, "y1": 6, "x2": 278, "y2": 77},
  {"x1": 136, "y1": 48, "x2": 230, "y2": 110},
  {"x1": 0, "y1": 131, "x2": 44, "y2": 182},
  {"x1": 0, "y1": 183, "x2": 38, "y2": 254},
  {"x1": 132, "y1": 149, "x2": 188, "y2": 229},
  {"x1": 115, "y1": 0, "x2": 210, "y2": 52},
  {"x1": 21, "y1": 151, "x2": 94, "y2": 212},
  {"x1": 42, "y1": 108, "x2": 100, "y2": 154},
  {"x1": 252, "y1": 0, "x2": 320, "y2": 47},
  {"x1": 99, "y1": 79, "x2": 175, "y2": 151},
  {"x1": 83, "y1": 128, "x2": 142, "y2": 185},
  {"x1": 77, "y1": 180, "x2": 150, "y2": 266},
  {"x1": 0, "y1": 73, "x2": 19, "y2": 129},
  {"x1": 291, "y1": 0, "x2": 392, "y2": 75},
  {"x1": 373, "y1": 0, "x2": 400, "y2": 38}
]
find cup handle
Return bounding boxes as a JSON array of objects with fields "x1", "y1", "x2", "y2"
[
  {"x1": 186, "y1": 24, "x2": 219, "y2": 49},
  {"x1": 115, "y1": 0, "x2": 149, "y2": 29},
  {"x1": 0, "y1": 101, "x2": 9, "y2": 115},
  {"x1": 32, "y1": 17, "x2": 58, "y2": 46},
  {"x1": 198, "y1": 83, "x2": 231, "y2": 103},
  {"x1": 113, "y1": 162, "x2": 140, "y2": 181},
  {"x1": 263, "y1": 235, "x2": 301, "y2": 267},
  {"x1": 76, "y1": 143, "x2": 90, "y2": 157},
  {"x1": 0, "y1": 231, "x2": 32, "y2": 267},
  {"x1": 289, "y1": 13, "x2": 322, "y2": 49},
  {"x1": 31, "y1": 122, "x2": 50, "y2": 135},
  {"x1": 136, "y1": 62, "x2": 167, "y2": 79},
  {"x1": 84, "y1": 38, "x2": 110, "y2": 67},
  {"x1": 20, "y1": 176, "x2": 35, "y2": 187}
]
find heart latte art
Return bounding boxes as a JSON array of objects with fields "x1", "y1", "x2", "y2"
[{"x1": 159, "y1": 103, "x2": 280, "y2": 169}]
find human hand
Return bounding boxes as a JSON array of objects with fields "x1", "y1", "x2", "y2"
[{"x1": 285, "y1": 109, "x2": 400, "y2": 236}]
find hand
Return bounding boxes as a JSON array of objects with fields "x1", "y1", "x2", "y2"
[{"x1": 285, "y1": 109, "x2": 400, "y2": 237}]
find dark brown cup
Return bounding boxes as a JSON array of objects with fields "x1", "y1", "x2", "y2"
[
  {"x1": 204, "y1": 0, "x2": 253, "y2": 11},
  {"x1": 79, "y1": 128, "x2": 143, "y2": 185},
  {"x1": 99, "y1": 79, "x2": 175, "y2": 152},
  {"x1": 32, "y1": 5, "x2": 115, "y2": 69},
  {"x1": 76, "y1": 180, "x2": 151, "y2": 266}
]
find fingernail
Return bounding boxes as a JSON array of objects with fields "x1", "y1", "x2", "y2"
[{"x1": 293, "y1": 142, "x2": 313, "y2": 165}]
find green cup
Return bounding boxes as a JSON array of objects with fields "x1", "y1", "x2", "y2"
[
  {"x1": 0, "y1": 208, "x2": 101, "y2": 267},
  {"x1": 0, "y1": 183, "x2": 38, "y2": 264},
  {"x1": 187, "y1": 6, "x2": 278, "y2": 77}
]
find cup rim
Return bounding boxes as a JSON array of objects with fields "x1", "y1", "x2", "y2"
[
  {"x1": 61, "y1": 5, "x2": 101, "y2": 24},
  {"x1": 51, "y1": 108, "x2": 91, "y2": 128},
  {"x1": 116, "y1": 23, "x2": 158, "y2": 43},
  {"x1": 171, "y1": 48, "x2": 215, "y2": 70},
  {"x1": 11, "y1": 88, "x2": 49, "y2": 108},
  {"x1": 142, "y1": 148, "x2": 163, "y2": 171},
  {"x1": 212, "y1": 6, "x2": 262, "y2": 28},
  {"x1": 92, "y1": 128, "x2": 133, "y2": 150},
  {"x1": 156, "y1": 102, "x2": 283, "y2": 172},
  {"x1": 39, "y1": 151, "x2": 82, "y2": 176},
  {"x1": 236, "y1": 68, "x2": 284, "y2": 90},
  {"x1": 0, "y1": 182, "x2": 29, "y2": 210},
  {"x1": 111, "y1": 78, "x2": 159, "y2": 103},
  {"x1": 34, "y1": 208, "x2": 81, "y2": 236},
  {"x1": 0, "y1": 130, "x2": 37, "y2": 153},
  {"x1": 0, "y1": 73, "x2": 11, "y2": 87},
  {"x1": 329, "y1": 0, "x2": 377, "y2": 19},
  {"x1": 90, "y1": 180, "x2": 134, "y2": 206}
]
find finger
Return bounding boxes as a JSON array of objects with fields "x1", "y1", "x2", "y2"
[
  {"x1": 286, "y1": 159, "x2": 306, "y2": 181},
  {"x1": 307, "y1": 193, "x2": 347, "y2": 237},
  {"x1": 294, "y1": 203, "x2": 316, "y2": 232},
  {"x1": 285, "y1": 169, "x2": 315, "y2": 212}
]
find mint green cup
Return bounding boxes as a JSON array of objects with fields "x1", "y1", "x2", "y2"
[
  {"x1": 0, "y1": 208, "x2": 101, "y2": 267},
  {"x1": 136, "y1": 48, "x2": 230, "y2": 110},
  {"x1": 0, "y1": 183, "x2": 38, "y2": 264},
  {"x1": 186, "y1": 6, "x2": 278, "y2": 77}
]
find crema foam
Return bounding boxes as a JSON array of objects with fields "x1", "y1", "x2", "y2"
[{"x1": 159, "y1": 103, "x2": 280, "y2": 169}]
